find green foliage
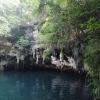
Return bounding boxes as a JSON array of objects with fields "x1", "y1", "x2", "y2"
[
  {"x1": 0, "y1": 0, "x2": 100, "y2": 99},
  {"x1": 85, "y1": 48, "x2": 100, "y2": 99},
  {"x1": 39, "y1": 0, "x2": 70, "y2": 47},
  {"x1": 43, "y1": 48, "x2": 52, "y2": 64},
  {"x1": 86, "y1": 18, "x2": 100, "y2": 32},
  {"x1": 0, "y1": 0, "x2": 40, "y2": 50},
  {"x1": 16, "y1": 35, "x2": 30, "y2": 49},
  {"x1": 41, "y1": 21, "x2": 55, "y2": 33},
  {"x1": 20, "y1": 0, "x2": 40, "y2": 18},
  {"x1": 38, "y1": 20, "x2": 58, "y2": 46},
  {"x1": 0, "y1": 2, "x2": 23, "y2": 37},
  {"x1": 84, "y1": 12, "x2": 100, "y2": 100},
  {"x1": 39, "y1": 0, "x2": 100, "y2": 99},
  {"x1": 0, "y1": 17, "x2": 10, "y2": 37}
]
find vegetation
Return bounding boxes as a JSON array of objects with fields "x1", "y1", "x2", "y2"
[
  {"x1": 0, "y1": 0, "x2": 100, "y2": 99},
  {"x1": 43, "y1": 48, "x2": 52, "y2": 64},
  {"x1": 39, "y1": 0, "x2": 100, "y2": 99},
  {"x1": 0, "y1": 0, "x2": 39, "y2": 52}
]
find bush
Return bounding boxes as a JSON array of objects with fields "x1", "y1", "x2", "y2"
[{"x1": 43, "y1": 48, "x2": 52, "y2": 64}]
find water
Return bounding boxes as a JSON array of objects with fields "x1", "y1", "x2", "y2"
[{"x1": 0, "y1": 70, "x2": 92, "y2": 100}]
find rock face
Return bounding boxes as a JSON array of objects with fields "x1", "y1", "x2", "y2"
[
  {"x1": 69, "y1": 32, "x2": 85, "y2": 71},
  {"x1": 0, "y1": 65, "x2": 4, "y2": 71},
  {"x1": 0, "y1": 21, "x2": 85, "y2": 73},
  {"x1": 51, "y1": 54, "x2": 77, "y2": 70}
]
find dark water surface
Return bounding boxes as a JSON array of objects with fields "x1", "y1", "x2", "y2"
[{"x1": 0, "y1": 70, "x2": 92, "y2": 100}]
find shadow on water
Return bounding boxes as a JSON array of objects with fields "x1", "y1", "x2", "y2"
[{"x1": 0, "y1": 70, "x2": 93, "y2": 100}]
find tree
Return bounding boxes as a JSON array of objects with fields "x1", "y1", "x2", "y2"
[{"x1": 38, "y1": 0, "x2": 100, "y2": 99}]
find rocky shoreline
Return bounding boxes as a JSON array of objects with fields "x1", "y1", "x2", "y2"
[{"x1": 0, "y1": 63, "x2": 86, "y2": 76}]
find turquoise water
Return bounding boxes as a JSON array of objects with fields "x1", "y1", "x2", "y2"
[{"x1": 0, "y1": 71, "x2": 92, "y2": 100}]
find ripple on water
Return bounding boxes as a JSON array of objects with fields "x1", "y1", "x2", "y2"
[{"x1": 0, "y1": 71, "x2": 92, "y2": 100}]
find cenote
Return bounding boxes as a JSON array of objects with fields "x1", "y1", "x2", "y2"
[{"x1": 0, "y1": 70, "x2": 92, "y2": 100}]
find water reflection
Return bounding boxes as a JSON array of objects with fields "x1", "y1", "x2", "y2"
[{"x1": 0, "y1": 71, "x2": 92, "y2": 100}]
